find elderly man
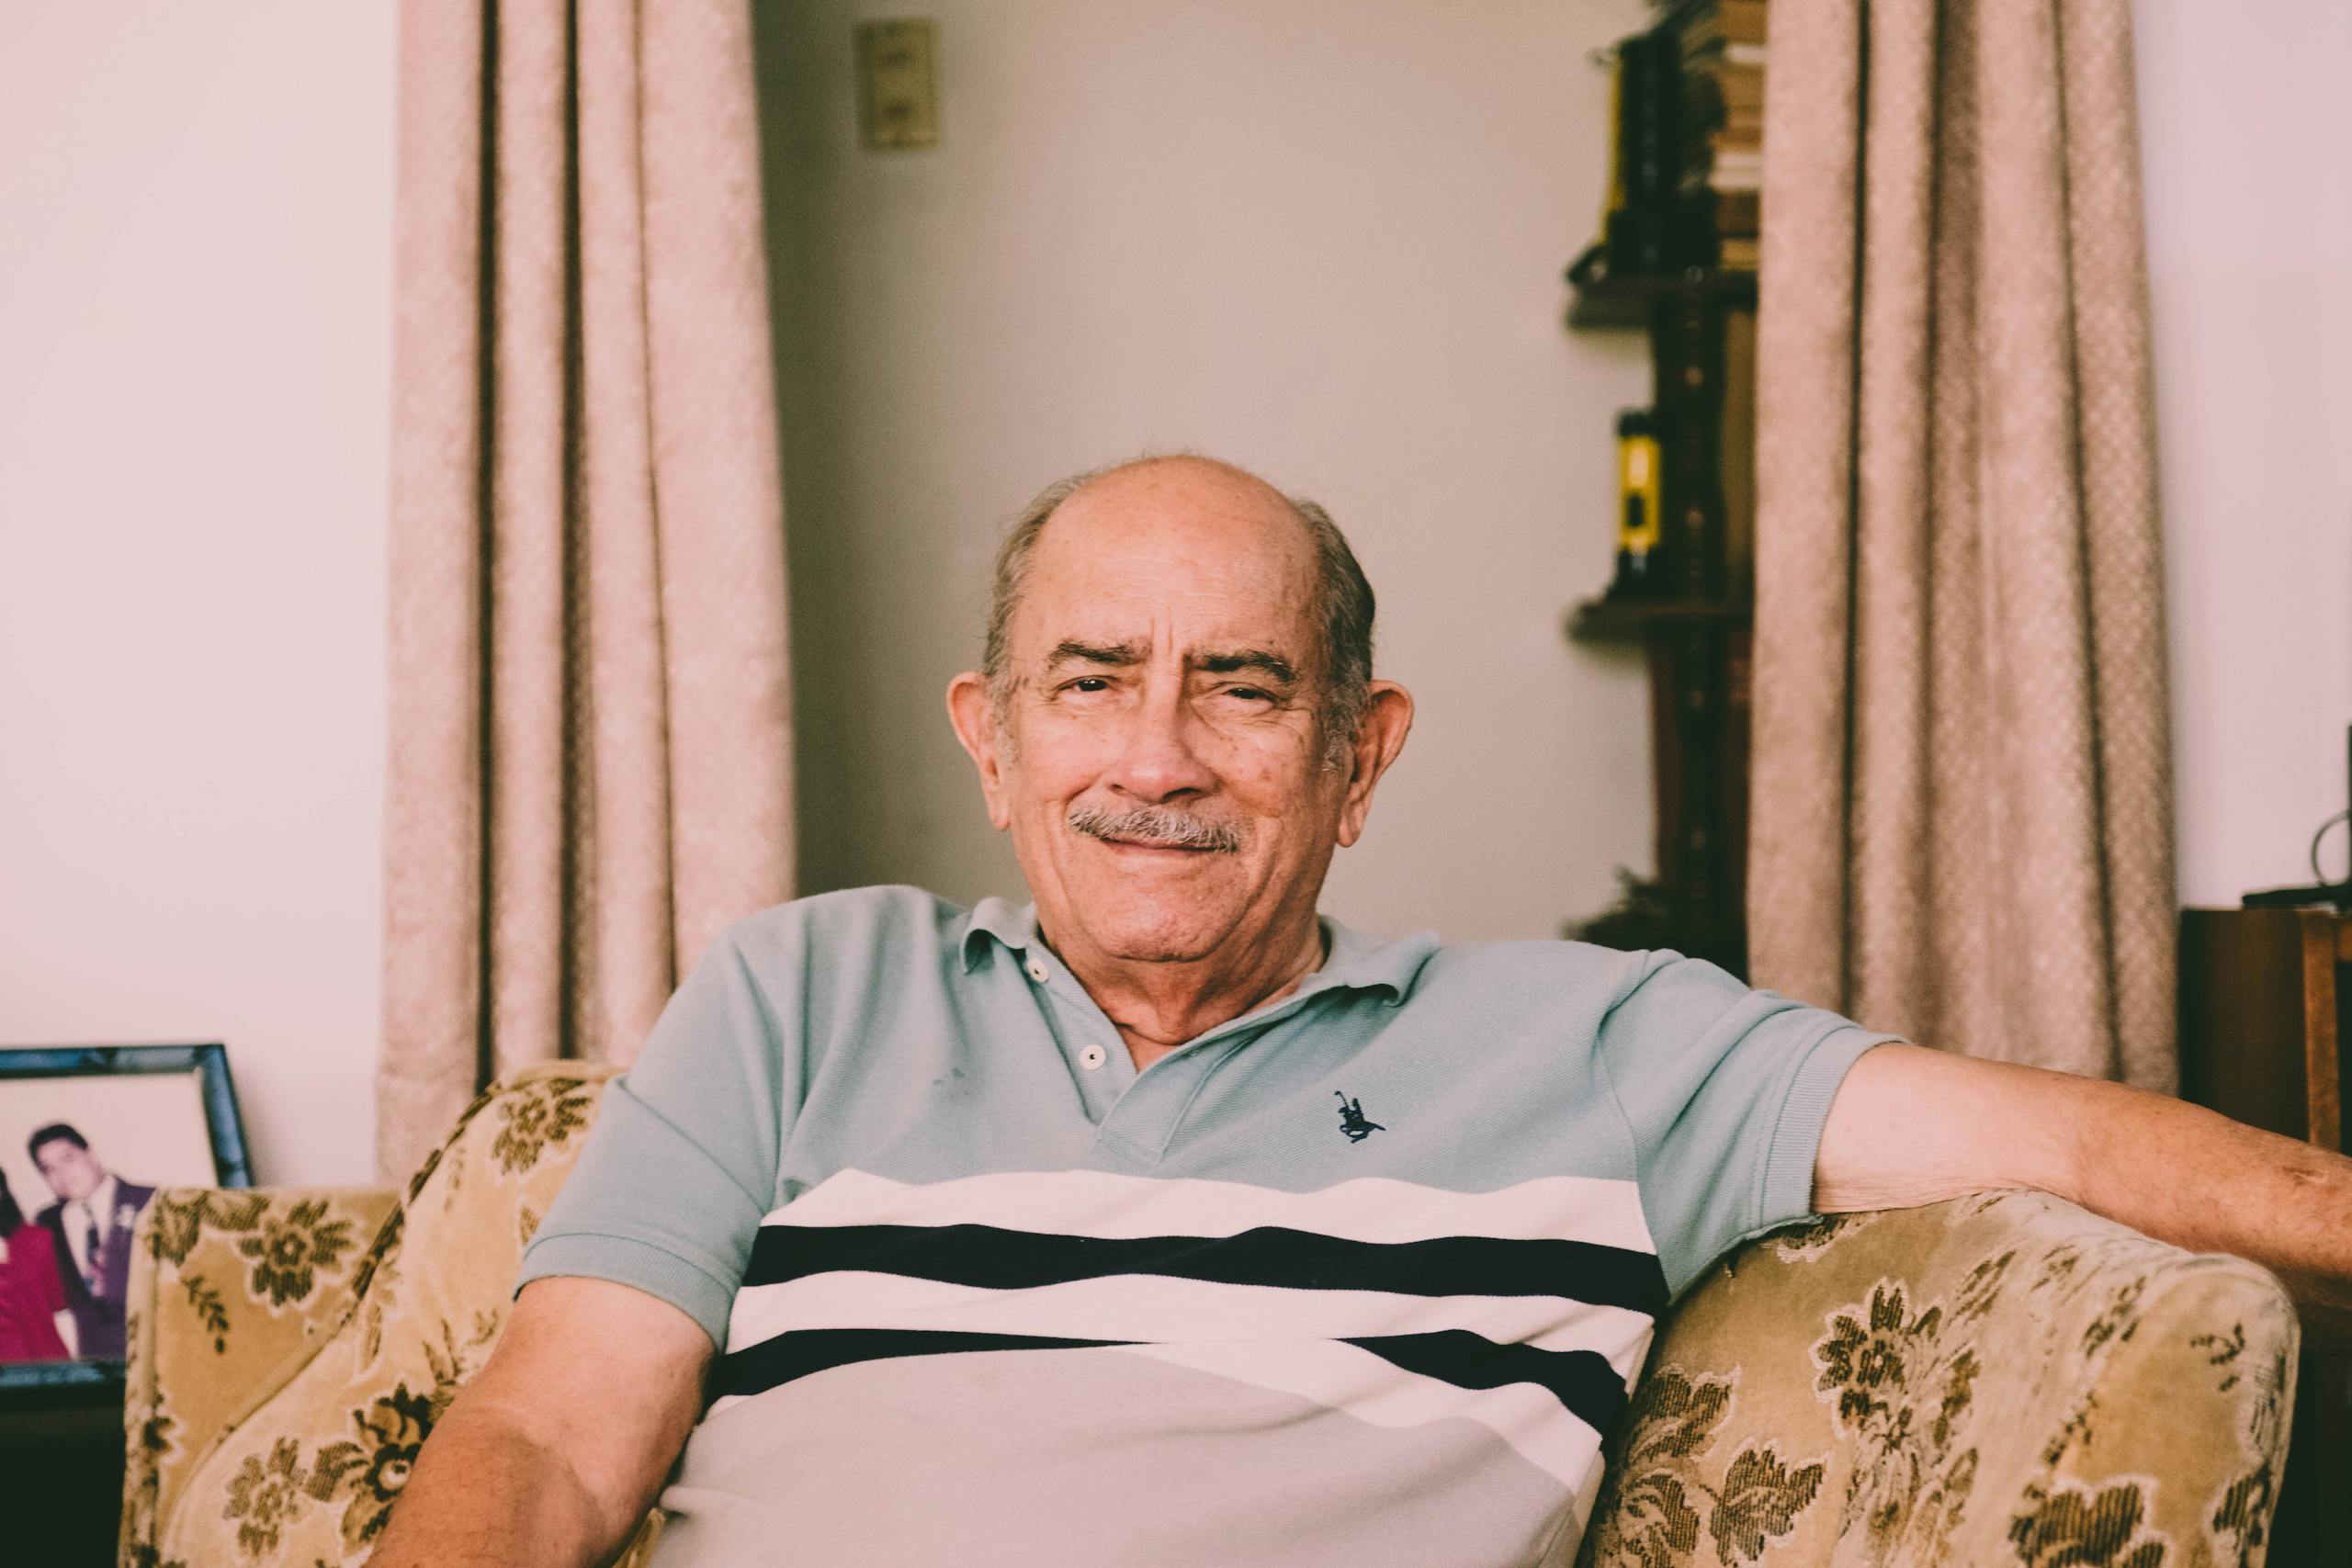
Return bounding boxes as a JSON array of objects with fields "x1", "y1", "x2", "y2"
[{"x1": 379, "y1": 456, "x2": 2352, "y2": 1568}]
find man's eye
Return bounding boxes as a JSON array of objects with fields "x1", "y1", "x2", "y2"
[
  {"x1": 1222, "y1": 686, "x2": 1272, "y2": 704},
  {"x1": 1067, "y1": 677, "x2": 1111, "y2": 694}
]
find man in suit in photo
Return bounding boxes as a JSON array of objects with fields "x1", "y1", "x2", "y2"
[{"x1": 29, "y1": 1122, "x2": 154, "y2": 1359}]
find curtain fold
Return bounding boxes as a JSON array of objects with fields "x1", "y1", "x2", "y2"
[
  {"x1": 380, "y1": 0, "x2": 794, "y2": 1180},
  {"x1": 1748, "y1": 0, "x2": 2175, "y2": 1088}
]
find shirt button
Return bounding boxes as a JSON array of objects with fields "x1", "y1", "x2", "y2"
[
  {"x1": 1025, "y1": 961, "x2": 1047, "y2": 983},
  {"x1": 1079, "y1": 1043, "x2": 1107, "y2": 1070}
]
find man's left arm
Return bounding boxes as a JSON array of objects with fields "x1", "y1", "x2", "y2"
[{"x1": 1814, "y1": 1043, "x2": 2352, "y2": 1335}]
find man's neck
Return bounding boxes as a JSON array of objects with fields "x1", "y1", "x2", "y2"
[
  {"x1": 1046, "y1": 915, "x2": 1329, "y2": 1074},
  {"x1": 79, "y1": 1176, "x2": 116, "y2": 1219}
]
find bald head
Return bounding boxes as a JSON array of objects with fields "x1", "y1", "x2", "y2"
[{"x1": 982, "y1": 457, "x2": 1377, "y2": 752}]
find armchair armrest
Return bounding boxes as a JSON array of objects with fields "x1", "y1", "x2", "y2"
[
  {"x1": 128, "y1": 1064, "x2": 640, "y2": 1566},
  {"x1": 121, "y1": 1184, "x2": 400, "y2": 1567},
  {"x1": 1579, "y1": 1190, "x2": 2298, "y2": 1566}
]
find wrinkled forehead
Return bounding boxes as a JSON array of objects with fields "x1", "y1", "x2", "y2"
[{"x1": 1012, "y1": 467, "x2": 1322, "y2": 668}]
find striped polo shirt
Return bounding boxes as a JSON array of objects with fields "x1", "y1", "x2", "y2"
[{"x1": 519, "y1": 886, "x2": 1892, "y2": 1567}]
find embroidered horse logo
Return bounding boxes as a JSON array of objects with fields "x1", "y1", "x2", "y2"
[{"x1": 1334, "y1": 1090, "x2": 1385, "y2": 1144}]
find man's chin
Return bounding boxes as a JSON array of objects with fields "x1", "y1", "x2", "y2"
[
  {"x1": 1035, "y1": 840, "x2": 1260, "y2": 963},
  {"x1": 1061, "y1": 902, "x2": 1238, "y2": 965}
]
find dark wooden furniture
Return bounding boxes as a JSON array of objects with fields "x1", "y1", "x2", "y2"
[
  {"x1": 2179, "y1": 906, "x2": 2350, "y2": 1564},
  {"x1": 0, "y1": 1374, "x2": 124, "y2": 1565},
  {"x1": 1564, "y1": 271, "x2": 1756, "y2": 979},
  {"x1": 1560, "y1": 7, "x2": 1761, "y2": 978}
]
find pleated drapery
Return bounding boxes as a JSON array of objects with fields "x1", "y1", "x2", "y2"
[
  {"x1": 380, "y1": 0, "x2": 794, "y2": 1179},
  {"x1": 1748, "y1": 0, "x2": 2175, "y2": 1088}
]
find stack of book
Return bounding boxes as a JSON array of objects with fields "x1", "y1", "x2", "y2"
[{"x1": 1673, "y1": 0, "x2": 1767, "y2": 273}]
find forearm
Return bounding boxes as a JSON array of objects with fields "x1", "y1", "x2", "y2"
[
  {"x1": 2068, "y1": 1079, "x2": 2352, "y2": 1337},
  {"x1": 1816, "y1": 1043, "x2": 2352, "y2": 1336},
  {"x1": 370, "y1": 1396, "x2": 644, "y2": 1568}
]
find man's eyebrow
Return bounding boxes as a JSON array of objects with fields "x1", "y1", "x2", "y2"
[
  {"x1": 1039, "y1": 641, "x2": 1300, "y2": 686},
  {"x1": 1043, "y1": 639, "x2": 1147, "y2": 669},
  {"x1": 1194, "y1": 649, "x2": 1299, "y2": 685}
]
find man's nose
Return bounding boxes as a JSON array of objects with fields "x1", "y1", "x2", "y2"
[{"x1": 1106, "y1": 686, "x2": 1215, "y2": 802}]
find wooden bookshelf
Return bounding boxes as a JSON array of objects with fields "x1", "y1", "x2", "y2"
[
  {"x1": 1560, "y1": 254, "x2": 1758, "y2": 979},
  {"x1": 1563, "y1": 266, "x2": 1757, "y2": 331},
  {"x1": 1566, "y1": 596, "x2": 1750, "y2": 642},
  {"x1": 1561, "y1": 6, "x2": 1764, "y2": 976}
]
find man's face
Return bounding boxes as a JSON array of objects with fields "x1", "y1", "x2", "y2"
[
  {"x1": 34, "y1": 1140, "x2": 104, "y2": 1204},
  {"x1": 958, "y1": 460, "x2": 1374, "y2": 966}
]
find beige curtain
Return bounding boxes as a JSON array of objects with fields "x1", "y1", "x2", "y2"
[
  {"x1": 1748, "y1": 0, "x2": 2174, "y2": 1089},
  {"x1": 379, "y1": 0, "x2": 795, "y2": 1179}
]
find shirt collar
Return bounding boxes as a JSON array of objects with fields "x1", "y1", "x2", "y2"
[
  {"x1": 960, "y1": 897, "x2": 1437, "y2": 1005},
  {"x1": 74, "y1": 1175, "x2": 118, "y2": 1221}
]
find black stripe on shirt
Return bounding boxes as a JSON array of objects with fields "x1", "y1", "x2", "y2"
[
  {"x1": 742, "y1": 1223, "x2": 1668, "y2": 1316},
  {"x1": 1346, "y1": 1331, "x2": 1630, "y2": 1439},
  {"x1": 712, "y1": 1325, "x2": 1630, "y2": 1439}
]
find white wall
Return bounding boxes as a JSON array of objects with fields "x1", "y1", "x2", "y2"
[
  {"x1": 2138, "y1": 1, "x2": 2352, "y2": 904},
  {"x1": 761, "y1": 0, "x2": 1658, "y2": 943},
  {"x1": 0, "y1": 1, "x2": 395, "y2": 1185}
]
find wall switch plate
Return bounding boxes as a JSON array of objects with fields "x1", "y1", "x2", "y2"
[{"x1": 855, "y1": 19, "x2": 939, "y2": 151}]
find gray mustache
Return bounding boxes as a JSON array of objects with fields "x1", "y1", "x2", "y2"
[{"x1": 1067, "y1": 803, "x2": 1244, "y2": 852}]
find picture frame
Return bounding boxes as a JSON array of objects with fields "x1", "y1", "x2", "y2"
[{"x1": 0, "y1": 1043, "x2": 251, "y2": 1391}]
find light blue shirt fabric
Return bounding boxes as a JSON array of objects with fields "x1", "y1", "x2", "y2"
[
  {"x1": 523, "y1": 885, "x2": 1892, "y2": 1336},
  {"x1": 515, "y1": 885, "x2": 1897, "y2": 1567}
]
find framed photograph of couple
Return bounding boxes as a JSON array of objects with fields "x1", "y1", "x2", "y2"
[{"x1": 0, "y1": 1043, "x2": 250, "y2": 1389}]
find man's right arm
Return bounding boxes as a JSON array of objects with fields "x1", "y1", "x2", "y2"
[{"x1": 371, "y1": 1277, "x2": 713, "y2": 1568}]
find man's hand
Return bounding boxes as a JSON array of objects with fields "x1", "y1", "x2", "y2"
[
  {"x1": 371, "y1": 1276, "x2": 713, "y2": 1568},
  {"x1": 1815, "y1": 1043, "x2": 2352, "y2": 1338}
]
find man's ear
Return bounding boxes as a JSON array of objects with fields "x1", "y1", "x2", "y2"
[
  {"x1": 946, "y1": 671, "x2": 1012, "y2": 831},
  {"x1": 1335, "y1": 681, "x2": 1413, "y2": 849}
]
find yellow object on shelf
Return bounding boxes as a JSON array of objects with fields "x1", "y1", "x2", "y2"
[{"x1": 1614, "y1": 408, "x2": 1661, "y2": 592}]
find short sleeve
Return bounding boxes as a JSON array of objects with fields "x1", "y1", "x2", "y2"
[
  {"x1": 1594, "y1": 953, "x2": 1898, "y2": 1298},
  {"x1": 516, "y1": 926, "x2": 800, "y2": 1349}
]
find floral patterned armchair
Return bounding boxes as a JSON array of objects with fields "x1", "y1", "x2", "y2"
[
  {"x1": 119, "y1": 1064, "x2": 657, "y2": 1568},
  {"x1": 119, "y1": 1065, "x2": 2296, "y2": 1567}
]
